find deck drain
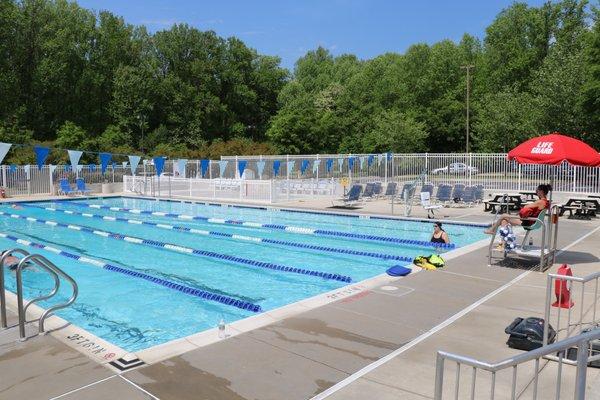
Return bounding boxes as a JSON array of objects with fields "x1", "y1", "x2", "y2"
[{"x1": 380, "y1": 286, "x2": 399, "y2": 291}]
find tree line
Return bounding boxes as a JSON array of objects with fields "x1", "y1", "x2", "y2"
[{"x1": 0, "y1": 0, "x2": 599, "y2": 164}]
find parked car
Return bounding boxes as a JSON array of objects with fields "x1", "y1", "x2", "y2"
[{"x1": 431, "y1": 163, "x2": 479, "y2": 175}]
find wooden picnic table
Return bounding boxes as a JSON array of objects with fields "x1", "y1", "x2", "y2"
[
  {"x1": 483, "y1": 193, "x2": 524, "y2": 213},
  {"x1": 559, "y1": 197, "x2": 599, "y2": 219}
]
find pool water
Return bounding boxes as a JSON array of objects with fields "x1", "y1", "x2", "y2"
[{"x1": 0, "y1": 197, "x2": 486, "y2": 351}]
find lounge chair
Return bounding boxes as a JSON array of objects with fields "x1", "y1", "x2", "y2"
[
  {"x1": 384, "y1": 182, "x2": 397, "y2": 198},
  {"x1": 76, "y1": 178, "x2": 91, "y2": 195},
  {"x1": 332, "y1": 184, "x2": 363, "y2": 208},
  {"x1": 373, "y1": 182, "x2": 383, "y2": 197},
  {"x1": 421, "y1": 183, "x2": 434, "y2": 197},
  {"x1": 394, "y1": 183, "x2": 415, "y2": 203},
  {"x1": 474, "y1": 185, "x2": 484, "y2": 202},
  {"x1": 58, "y1": 178, "x2": 75, "y2": 195},
  {"x1": 363, "y1": 183, "x2": 375, "y2": 200},
  {"x1": 451, "y1": 184, "x2": 466, "y2": 203},
  {"x1": 435, "y1": 184, "x2": 452, "y2": 203},
  {"x1": 420, "y1": 192, "x2": 442, "y2": 219},
  {"x1": 459, "y1": 186, "x2": 477, "y2": 207}
]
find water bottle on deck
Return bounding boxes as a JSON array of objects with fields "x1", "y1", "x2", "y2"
[{"x1": 218, "y1": 318, "x2": 226, "y2": 339}]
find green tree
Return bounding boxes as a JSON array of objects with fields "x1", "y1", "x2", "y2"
[{"x1": 362, "y1": 110, "x2": 428, "y2": 153}]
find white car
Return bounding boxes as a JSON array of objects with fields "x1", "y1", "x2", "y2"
[{"x1": 431, "y1": 163, "x2": 479, "y2": 175}]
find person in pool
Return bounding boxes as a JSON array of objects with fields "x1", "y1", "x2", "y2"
[
  {"x1": 484, "y1": 184, "x2": 552, "y2": 235},
  {"x1": 431, "y1": 221, "x2": 450, "y2": 244},
  {"x1": 1, "y1": 250, "x2": 22, "y2": 271}
]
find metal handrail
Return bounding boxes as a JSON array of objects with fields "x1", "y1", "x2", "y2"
[
  {"x1": 15, "y1": 254, "x2": 78, "y2": 339},
  {"x1": 434, "y1": 328, "x2": 600, "y2": 400},
  {"x1": 0, "y1": 248, "x2": 31, "y2": 328}
]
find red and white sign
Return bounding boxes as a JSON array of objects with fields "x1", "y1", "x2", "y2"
[{"x1": 530, "y1": 141, "x2": 554, "y2": 155}]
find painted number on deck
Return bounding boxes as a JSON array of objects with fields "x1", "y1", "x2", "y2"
[{"x1": 66, "y1": 333, "x2": 115, "y2": 359}]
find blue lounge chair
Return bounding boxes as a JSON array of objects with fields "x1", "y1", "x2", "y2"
[
  {"x1": 332, "y1": 184, "x2": 363, "y2": 208},
  {"x1": 76, "y1": 178, "x2": 91, "y2": 195},
  {"x1": 460, "y1": 186, "x2": 477, "y2": 206},
  {"x1": 384, "y1": 182, "x2": 397, "y2": 197},
  {"x1": 58, "y1": 179, "x2": 75, "y2": 195},
  {"x1": 451, "y1": 184, "x2": 466, "y2": 203},
  {"x1": 435, "y1": 184, "x2": 452, "y2": 203},
  {"x1": 373, "y1": 182, "x2": 383, "y2": 197},
  {"x1": 421, "y1": 183, "x2": 434, "y2": 197},
  {"x1": 363, "y1": 183, "x2": 375, "y2": 200}
]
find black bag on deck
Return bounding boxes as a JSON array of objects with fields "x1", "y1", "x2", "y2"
[{"x1": 505, "y1": 317, "x2": 556, "y2": 351}]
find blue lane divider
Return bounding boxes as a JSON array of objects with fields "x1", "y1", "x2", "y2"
[
  {"x1": 53, "y1": 201, "x2": 455, "y2": 250},
  {"x1": 20, "y1": 204, "x2": 413, "y2": 263},
  {"x1": 0, "y1": 231, "x2": 261, "y2": 312},
  {"x1": 0, "y1": 211, "x2": 352, "y2": 283}
]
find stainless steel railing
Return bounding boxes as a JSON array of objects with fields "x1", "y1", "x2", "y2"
[
  {"x1": 1, "y1": 249, "x2": 78, "y2": 340},
  {"x1": 434, "y1": 328, "x2": 600, "y2": 400},
  {"x1": 543, "y1": 269, "x2": 600, "y2": 358}
]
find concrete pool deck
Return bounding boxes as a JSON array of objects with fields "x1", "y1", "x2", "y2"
[{"x1": 1, "y1": 195, "x2": 599, "y2": 399}]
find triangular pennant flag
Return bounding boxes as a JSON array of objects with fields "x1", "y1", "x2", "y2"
[
  {"x1": 177, "y1": 159, "x2": 188, "y2": 177},
  {"x1": 348, "y1": 157, "x2": 355, "y2": 170},
  {"x1": 153, "y1": 156, "x2": 165, "y2": 176},
  {"x1": 0, "y1": 143, "x2": 11, "y2": 164},
  {"x1": 312, "y1": 159, "x2": 321, "y2": 174},
  {"x1": 387, "y1": 152, "x2": 392, "y2": 161},
  {"x1": 337, "y1": 158, "x2": 344, "y2": 171},
  {"x1": 200, "y1": 159, "x2": 209, "y2": 177},
  {"x1": 142, "y1": 159, "x2": 148, "y2": 165},
  {"x1": 89, "y1": 164, "x2": 96, "y2": 172},
  {"x1": 237, "y1": 160, "x2": 247, "y2": 178},
  {"x1": 359, "y1": 156, "x2": 366, "y2": 170},
  {"x1": 287, "y1": 160, "x2": 295, "y2": 174},
  {"x1": 378, "y1": 154, "x2": 384, "y2": 164},
  {"x1": 23, "y1": 165, "x2": 30, "y2": 179},
  {"x1": 128, "y1": 155, "x2": 141, "y2": 175},
  {"x1": 34, "y1": 146, "x2": 50, "y2": 170},
  {"x1": 67, "y1": 150, "x2": 83, "y2": 168},
  {"x1": 9, "y1": 164, "x2": 17, "y2": 173},
  {"x1": 122, "y1": 161, "x2": 128, "y2": 169},
  {"x1": 326, "y1": 158, "x2": 333, "y2": 172},
  {"x1": 272, "y1": 160, "x2": 281, "y2": 177},
  {"x1": 112, "y1": 161, "x2": 117, "y2": 170},
  {"x1": 218, "y1": 160, "x2": 228, "y2": 178},
  {"x1": 99, "y1": 153, "x2": 112, "y2": 175},
  {"x1": 65, "y1": 164, "x2": 72, "y2": 172},
  {"x1": 256, "y1": 160, "x2": 266, "y2": 178},
  {"x1": 368, "y1": 155, "x2": 374, "y2": 166},
  {"x1": 49, "y1": 164, "x2": 57, "y2": 174},
  {"x1": 300, "y1": 159, "x2": 310, "y2": 174}
]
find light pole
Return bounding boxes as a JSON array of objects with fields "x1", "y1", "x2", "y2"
[
  {"x1": 137, "y1": 114, "x2": 146, "y2": 153},
  {"x1": 461, "y1": 65, "x2": 474, "y2": 153}
]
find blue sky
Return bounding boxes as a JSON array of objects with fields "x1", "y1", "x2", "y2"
[{"x1": 78, "y1": 0, "x2": 547, "y2": 70}]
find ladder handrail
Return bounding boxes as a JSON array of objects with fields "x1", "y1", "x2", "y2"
[
  {"x1": 0, "y1": 248, "x2": 31, "y2": 328},
  {"x1": 1, "y1": 249, "x2": 78, "y2": 340}
]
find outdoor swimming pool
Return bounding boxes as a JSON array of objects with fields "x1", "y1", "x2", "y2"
[{"x1": 0, "y1": 197, "x2": 487, "y2": 352}]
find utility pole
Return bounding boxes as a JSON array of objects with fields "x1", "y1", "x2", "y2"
[{"x1": 461, "y1": 65, "x2": 474, "y2": 153}]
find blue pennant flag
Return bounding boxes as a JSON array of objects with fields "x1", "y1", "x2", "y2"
[
  {"x1": 99, "y1": 153, "x2": 112, "y2": 175},
  {"x1": 218, "y1": 160, "x2": 228, "y2": 178},
  {"x1": 153, "y1": 156, "x2": 166, "y2": 176},
  {"x1": 256, "y1": 160, "x2": 266, "y2": 178},
  {"x1": 237, "y1": 160, "x2": 247, "y2": 178},
  {"x1": 312, "y1": 159, "x2": 321, "y2": 174},
  {"x1": 112, "y1": 161, "x2": 117, "y2": 170},
  {"x1": 286, "y1": 160, "x2": 295, "y2": 174},
  {"x1": 89, "y1": 164, "x2": 96, "y2": 172},
  {"x1": 368, "y1": 155, "x2": 374, "y2": 166},
  {"x1": 9, "y1": 164, "x2": 16, "y2": 173},
  {"x1": 200, "y1": 159, "x2": 210, "y2": 177},
  {"x1": 387, "y1": 152, "x2": 392, "y2": 161},
  {"x1": 300, "y1": 159, "x2": 310, "y2": 175},
  {"x1": 348, "y1": 157, "x2": 355, "y2": 170},
  {"x1": 273, "y1": 160, "x2": 281, "y2": 177},
  {"x1": 34, "y1": 146, "x2": 50, "y2": 170},
  {"x1": 67, "y1": 150, "x2": 83, "y2": 169},
  {"x1": 337, "y1": 158, "x2": 344, "y2": 171},
  {"x1": 326, "y1": 158, "x2": 334, "y2": 172},
  {"x1": 65, "y1": 164, "x2": 72, "y2": 172},
  {"x1": 0, "y1": 143, "x2": 11, "y2": 165}
]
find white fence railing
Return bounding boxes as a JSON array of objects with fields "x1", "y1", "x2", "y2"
[{"x1": 2, "y1": 153, "x2": 600, "y2": 198}]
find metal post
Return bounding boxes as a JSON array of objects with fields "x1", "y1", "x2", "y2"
[
  {"x1": 433, "y1": 353, "x2": 445, "y2": 400},
  {"x1": 468, "y1": 153, "x2": 473, "y2": 186},
  {"x1": 543, "y1": 274, "x2": 553, "y2": 346},
  {"x1": 574, "y1": 340, "x2": 589, "y2": 400},
  {"x1": 49, "y1": 165, "x2": 54, "y2": 195},
  {"x1": 461, "y1": 64, "x2": 474, "y2": 153},
  {"x1": 286, "y1": 155, "x2": 290, "y2": 201}
]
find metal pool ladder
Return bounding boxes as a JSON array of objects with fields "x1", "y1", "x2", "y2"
[{"x1": 0, "y1": 248, "x2": 78, "y2": 340}]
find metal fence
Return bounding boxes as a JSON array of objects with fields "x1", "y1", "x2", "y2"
[{"x1": 2, "y1": 153, "x2": 600, "y2": 198}]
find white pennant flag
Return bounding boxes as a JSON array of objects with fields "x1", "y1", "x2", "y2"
[
  {"x1": 0, "y1": 143, "x2": 11, "y2": 165},
  {"x1": 23, "y1": 165, "x2": 30, "y2": 179},
  {"x1": 312, "y1": 159, "x2": 321, "y2": 174},
  {"x1": 128, "y1": 155, "x2": 141, "y2": 175},
  {"x1": 67, "y1": 150, "x2": 83, "y2": 168}
]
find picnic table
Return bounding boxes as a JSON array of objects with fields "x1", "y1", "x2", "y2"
[
  {"x1": 483, "y1": 192, "x2": 524, "y2": 213},
  {"x1": 559, "y1": 197, "x2": 599, "y2": 220}
]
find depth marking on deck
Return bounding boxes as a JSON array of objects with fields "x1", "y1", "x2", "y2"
[{"x1": 310, "y1": 224, "x2": 600, "y2": 399}]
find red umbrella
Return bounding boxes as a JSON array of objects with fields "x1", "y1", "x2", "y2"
[{"x1": 507, "y1": 132, "x2": 600, "y2": 167}]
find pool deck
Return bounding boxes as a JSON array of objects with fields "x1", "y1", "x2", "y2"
[{"x1": 1, "y1": 194, "x2": 600, "y2": 399}]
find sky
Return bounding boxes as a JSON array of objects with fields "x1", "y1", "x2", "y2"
[{"x1": 77, "y1": 0, "x2": 547, "y2": 70}]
